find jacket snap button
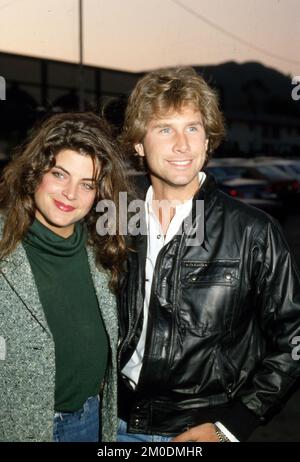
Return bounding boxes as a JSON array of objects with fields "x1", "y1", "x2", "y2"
[{"x1": 225, "y1": 273, "x2": 232, "y2": 280}]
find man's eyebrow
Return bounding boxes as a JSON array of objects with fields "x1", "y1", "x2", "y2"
[
  {"x1": 151, "y1": 122, "x2": 170, "y2": 129},
  {"x1": 152, "y1": 120, "x2": 203, "y2": 129},
  {"x1": 53, "y1": 165, "x2": 95, "y2": 181},
  {"x1": 188, "y1": 120, "x2": 203, "y2": 125}
]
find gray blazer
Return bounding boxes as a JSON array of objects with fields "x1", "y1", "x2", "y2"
[{"x1": 0, "y1": 217, "x2": 118, "y2": 442}]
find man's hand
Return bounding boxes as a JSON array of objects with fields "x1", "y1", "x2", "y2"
[{"x1": 171, "y1": 423, "x2": 220, "y2": 442}]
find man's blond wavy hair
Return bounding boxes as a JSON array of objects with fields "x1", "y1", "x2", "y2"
[{"x1": 121, "y1": 66, "x2": 225, "y2": 169}]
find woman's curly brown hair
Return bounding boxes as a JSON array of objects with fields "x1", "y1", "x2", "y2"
[{"x1": 0, "y1": 112, "x2": 132, "y2": 291}]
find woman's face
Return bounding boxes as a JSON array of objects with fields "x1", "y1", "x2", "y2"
[{"x1": 34, "y1": 149, "x2": 99, "y2": 238}]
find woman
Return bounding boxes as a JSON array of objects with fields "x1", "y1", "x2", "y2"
[{"x1": 0, "y1": 112, "x2": 129, "y2": 442}]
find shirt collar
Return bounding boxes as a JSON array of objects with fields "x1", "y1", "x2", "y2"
[{"x1": 145, "y1": 171, "x2": 206, "y2": 212}]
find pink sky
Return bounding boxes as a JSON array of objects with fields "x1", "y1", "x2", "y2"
[{"x1": 0, "y1": 0, "x2": 299, "y2": 76}]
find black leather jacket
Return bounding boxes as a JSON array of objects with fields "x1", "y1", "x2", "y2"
[{"x1": 118, "y1": 174, "x2": 300, "y2": 440}]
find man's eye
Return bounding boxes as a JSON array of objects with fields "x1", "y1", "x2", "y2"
[
  {"x1": 188, "y1": 126, "x2": 198, "y2": 132},
  {"x1": 160, "y1": 127, "x2": 171, "y2": 134}
]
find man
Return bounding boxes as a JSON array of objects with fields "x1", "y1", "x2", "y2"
[{"x1": 117, "y1": 67, "x2": 300, "y2": 442}]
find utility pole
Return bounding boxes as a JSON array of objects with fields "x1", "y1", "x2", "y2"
[{"x1": 78, "y1": 0, "x2": 84, "y2": 110}]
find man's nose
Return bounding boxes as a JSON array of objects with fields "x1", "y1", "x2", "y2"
[{"x1": 174, "y1": 132, "x2": 189, "y2": 152}]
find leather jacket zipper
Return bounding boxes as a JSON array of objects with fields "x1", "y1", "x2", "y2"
[
  {"x1": 117, "y1": 271, "x2": 134, "y2": 370},
  {"x1": 139, "y1": 243, "x2": 172, "y2": 385},
  {"x1": 216, "y1": 349, "x2": 234, "y2": 400},
  {"x1": 165, "y1": 235, "x2": 185, "y2": 381}
]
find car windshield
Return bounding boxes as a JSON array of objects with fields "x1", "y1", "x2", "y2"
[
  {"x1": 291, "y1": 163, "x2": 300, "y2": 174},
  {"x1": 280, "y1": 165, "x2": 300, "y2": 177},
  {"x1": 255, "y1": 165, "x2": 290, "y2": 180},
  {"x1": 207, "y1": 166, "x2": 247, "y2": 180}
]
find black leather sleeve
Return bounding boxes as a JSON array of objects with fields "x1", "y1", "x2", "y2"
[{"x1": 240, "y1": 218, "x2": 300, "y2": 421}]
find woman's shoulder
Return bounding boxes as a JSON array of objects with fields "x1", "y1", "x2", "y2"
[{"x1": 0, "y1": 214, "x2": 5, "y2": 237}]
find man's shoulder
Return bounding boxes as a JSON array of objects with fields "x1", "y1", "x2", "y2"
[
  {"x1": 215, "y1": 188, "x2": 274, "y2": 226},
  {"x1": 210, "y1": 188, "x2": 283, "y2": 248}
]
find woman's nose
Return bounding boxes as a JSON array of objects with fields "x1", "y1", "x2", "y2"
[{"x1": 62, "y1": 183, "x2": 77, "y2": 200}]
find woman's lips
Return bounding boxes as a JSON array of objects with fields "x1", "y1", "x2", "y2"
[{"x1": 53, "y1": 199, "x2": 75, "y2": 212}]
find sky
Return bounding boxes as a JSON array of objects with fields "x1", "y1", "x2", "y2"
[{"x1": 0, "y1": 0, "x2": 299, "y2": 76}]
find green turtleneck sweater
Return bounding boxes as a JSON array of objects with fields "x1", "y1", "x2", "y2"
[{"x1": 23, "y1": 219, "x2": 108, "y2": 412}]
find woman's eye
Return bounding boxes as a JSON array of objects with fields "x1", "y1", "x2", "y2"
[
  {"x1": 82, "y1": 183, "x2": 95, "y2": 191},
  {"x1": 52, "y1": 171, "x2": 65, "y2": 179}
]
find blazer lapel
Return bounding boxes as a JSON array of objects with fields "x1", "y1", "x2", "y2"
[
  {"x1": 86, "y1": 246, "x2": 117, "y2": 345},
  {"x1": 0, "y1": 243, "x2": 50, "y2": 333}
]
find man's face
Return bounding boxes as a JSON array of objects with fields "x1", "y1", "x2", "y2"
[{"x1": 135, "y1": 104, "x2": 208, "y2": 199}]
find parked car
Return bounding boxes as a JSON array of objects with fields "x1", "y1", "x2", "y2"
[
  {"x1": 254, "y1": 157, "x2": 300, "y2": 183},
  {"x1": 207, "y1": 158, "x2": 299, "y2": 203},
  {"x1": 206, "y1": 167, "x2": 282, "y2": 216}
]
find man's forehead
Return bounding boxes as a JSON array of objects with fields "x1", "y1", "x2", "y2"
[{"x1": 148, "y1": 104, "x2": 203, "y2": 124}]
